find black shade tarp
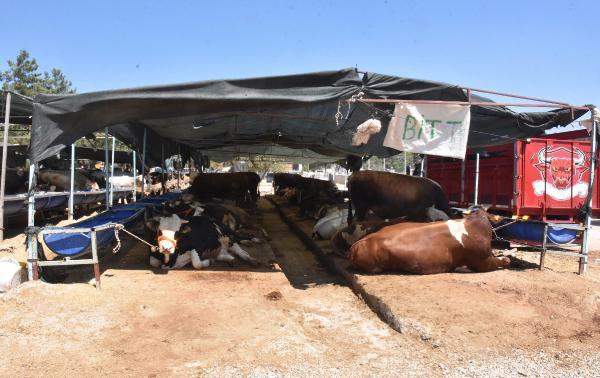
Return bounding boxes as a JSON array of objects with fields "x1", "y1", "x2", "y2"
[
  {"x1": 29, "y1": 68, "x2": 587, "y2": 164},
  {"x1": 1, "y1": 91, "x2": 33, "y2": 125}
]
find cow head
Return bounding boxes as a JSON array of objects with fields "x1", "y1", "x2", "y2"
[
  {"x1": 146, "y1": 214, "x2": 190, "y2": 261},
  {"x1": 534, "y1": 146, "x2": 587, "y2": 190}
]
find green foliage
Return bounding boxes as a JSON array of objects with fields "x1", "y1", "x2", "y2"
[{"x1": 1, "y1": 50, "x2": 76, "y2": 97}]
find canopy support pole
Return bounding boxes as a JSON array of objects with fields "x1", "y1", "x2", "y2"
[
  {"x1": 580, "y1": 113, "x2": 597, "y2": 275},
  {"x1": 26, "y1": 164, "x2": 36, "y2": 280},
  {"x1": 104, "y1": 128, "x2": 109, "y2": 210},
  {"x1": 68, "y1": 143, "x2": 75, "y2": 220},
  {"x1": 0, "y1": 92, "x2": 12, "y2": 241},
  {"x1": 141, "y1": 128, "x2": 147, "y2": 198},
  {"x1": 460, "y1": 158, "x2": 466, "y2": 205},
  {"x1": 177, "y1": 144, "x2": 181, "y2": 190},
  {"x1": 161, "y1": 143, "x2": 165, "y2": 194},
  {"x1": 132, "y1": 150, "x2": 137, "y2": 202},
  {"x1": 109, "y1": 136, "x2": 115, "y2": 207},
  {"x1": 474, "y1": 153, "x2": 480, "y2": 205}
]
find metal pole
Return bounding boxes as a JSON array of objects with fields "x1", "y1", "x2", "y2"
[
  {"x1": 161, "y1": 143, "x2": 165, "y2": 194},
  {"x1": 68, "y1": 143, "x2": 75, "y2": 220},
  {"x1": 26, "y1": 164, "x2": 36, "y2": 280},
  {"x1": 141, "y1": 128, "x2": 147, "y2": 198},
  {"x1": 580, "y1": 115, "x2": 597, "y2": 275},
  {"x1": 460, "y1": 158, "x2": 466, "y2": 205},
  {"x1": 109, "y1": 136, "x2": 115, "y2": 207},
  {"x1": 177, "y1": 145, "x2": 181, "y2": 190},
  {"x1": 0, "y1": 92, "x2": 12, "y2": 241},
  {"x1": 382, "y1": 157, "x2": 386, "y2": 172},
  {"x1": 420, "y1": 157, "x2": 425, "y2": 177},
  {"x1": 104, "y1": 128, "x2": 109, "y2": 210},
  {"x1": 132, "y1": 150, "x2": 137, "y2": 202},
  {"x1": 91, "y1": 230, "x2": 101, "y2": 289},
  {"x1": 403, "y1": 152, "x2": 407, "y2": 174},
  {"x1": 474, "y1": 153, "x2": 480, "y2": 205}
]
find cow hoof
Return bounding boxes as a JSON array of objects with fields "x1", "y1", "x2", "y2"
[{"x1": 160, "y1": 265, "x2": 172, "y2": 270}]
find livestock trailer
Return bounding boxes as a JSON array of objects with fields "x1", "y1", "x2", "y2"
[
  {"x1": 428, "y1": 132, "x2": 598, "y2": 221},
  {"x1": 427, "y1": 132, "x2": 598, "y2": 245}
]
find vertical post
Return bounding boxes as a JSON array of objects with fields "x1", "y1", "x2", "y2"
[
  {"x1": 580, "y1": 114, "x2": 597, "y2": 275},
  {"x1": 177, "y1": 145, "x2": 181, "y2": 190},
  {"x1": 382, "y1": 157, "x2": 386, "y2": 172},
  {"x1": 104, "y1": 128, "x2": 109, "y2": 210},
  {"x1": 403, "y1": 152, "x2": 407, "y2": 174},
  {"x1": 419, "y1": 157, "x2": 425, "y2": 177},
  {"x1": 161, "y1": 143, "x2": 165, "y2": 194},
  {"x1": 460, "y1": 158, "x2": 466, "y2": 205},
  {"x1": 109, "y1": 136, "x2": 115, "y2": 206},
  {"x1": 141, "y1": 128, "x2": 147, "y2": 198},
  {"x1": 0, "y1": 92, "x2": 12, "y2": 241},
  {"x1": 91, "y1": 230, "x2": 101, "y2": 289},
  {"x1": 474, "y1": 153, "x2": 480, "y2": 205},
  {"x1": 540, "y1": 224, "x2": 548, "y2": 270},
  {"x1": 68, "y1": 143, "x2": 75, "y2": 220},
  {"x1": 132, "y1": 150, "x2": 137, "y2": 202},
  {"x1": 26, "y1": 164, "x2": 36, "y2": 280}
]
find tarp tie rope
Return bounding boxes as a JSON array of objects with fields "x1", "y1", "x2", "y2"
[
  {"x1": 111, "y1": 223, "x2": 159, "y2": 253},
  {"x1": 335, "y1": 91, "x2": 364, "y2": 127}
]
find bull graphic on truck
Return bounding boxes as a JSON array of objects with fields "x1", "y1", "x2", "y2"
[{"x1": 531, "y1": 146, "x2": 589, "y2": 201}]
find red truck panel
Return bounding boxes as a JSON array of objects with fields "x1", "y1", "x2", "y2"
[{"x1": 427, "y1": 135, "x2": 599, "y2": 220}]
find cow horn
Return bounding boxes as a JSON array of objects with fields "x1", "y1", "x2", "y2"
[
  {"x1": 537, "y1": 147, "x2": 552, "y2": 164},
  {"x1": 573, "y1": 148, "x2": 585, "y2": 165}
]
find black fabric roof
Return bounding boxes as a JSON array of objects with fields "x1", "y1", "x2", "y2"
[
  {"x1": 2, "y1": 91, "x2": 33, "y2": 125},
  {"x1": 29, "y1": 68, "x2": 587, "y2": 164}
]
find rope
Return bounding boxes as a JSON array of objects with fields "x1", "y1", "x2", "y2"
[
  {"x1": 111, "y1": 223, "x2": 159, "y2": 252},
  {"x1": 336, "y1": 91, "x2": 364, "y2": 127}
]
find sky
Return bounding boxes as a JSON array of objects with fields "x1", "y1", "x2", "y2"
[{"x1": 1, "y1": 0, "x2": 599, "y2": 109}]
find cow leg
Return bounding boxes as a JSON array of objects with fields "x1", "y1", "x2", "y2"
[
  {"x1": 216, "y1": 248, "x2": 235, "y2": 262},
  {"x1": 468, "y1": 256, "x2": 511, "y2": 273},
  {"x1": 161, "y1": 251, "x2": 192, "y2": 270},
  {"x1": 191, "y1": 250, "x2": 211, "y2": 269},
  {"x1": 355, "y1": 206, "x2": 367, "y2": 221},
  {"x1": 228, "y1": 243, "x2": 258, "y2": 266}
]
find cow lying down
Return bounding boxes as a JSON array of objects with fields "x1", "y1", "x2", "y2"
[
  {"x1": 146, "y1": 213, "x2": 259, "y2": 270},
  {"x1": 348, "y1": 207, "x2": 510, "y2": 274},
  {"x1": 318, "y1": 205, "x2": 450, "y2": 242}
]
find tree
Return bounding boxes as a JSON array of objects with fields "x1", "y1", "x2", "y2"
[{"x1": 1, "y1": 50, "x2": 75, "y2": 97}]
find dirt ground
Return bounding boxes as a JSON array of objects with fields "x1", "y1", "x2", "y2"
[
  {"x1": 1, "y1": 198, "x2": 599, "y2": 376},
  {"x1": 277, "y1": 199, "x2": 600, "y2": 376},
  {"x1": 0, "y1": 199, "x2": 438, "y2": 377}
]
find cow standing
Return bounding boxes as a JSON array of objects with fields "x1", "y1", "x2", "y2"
[
  {"x1": 38, "y1": 169, "x2": 100, "y2": 191},
  {"x1": 190, "y1": 172, "x2": 260, "y2": 205},
  {"x1": 347, "y1": 170, "x2": 451, "y2": 224},
  {"x1": 348, "y1": 207, "x2": 510, "y2": 274}
]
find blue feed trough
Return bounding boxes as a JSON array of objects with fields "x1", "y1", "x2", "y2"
[
  {"x1": 496, "y1": 221, "x2": 578, "y2": 245},
  {"x1": 43, "y1": 209, "x2": 143, "y2": 258}
]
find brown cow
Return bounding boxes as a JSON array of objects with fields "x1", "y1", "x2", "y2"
[
  {"x1": 347, "y1": 170, "x2": 452, "y2": 224},
  {"x1": 190, "y1": 172, "x2": 260, "y2": 205},
  {"x1": 348, "y1": 207, "x2": 510, "y2": 274}
]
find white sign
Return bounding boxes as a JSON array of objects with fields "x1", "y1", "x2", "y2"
[{"x1": 383, "y1": 103, "x2": 471, "y2": 159}]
